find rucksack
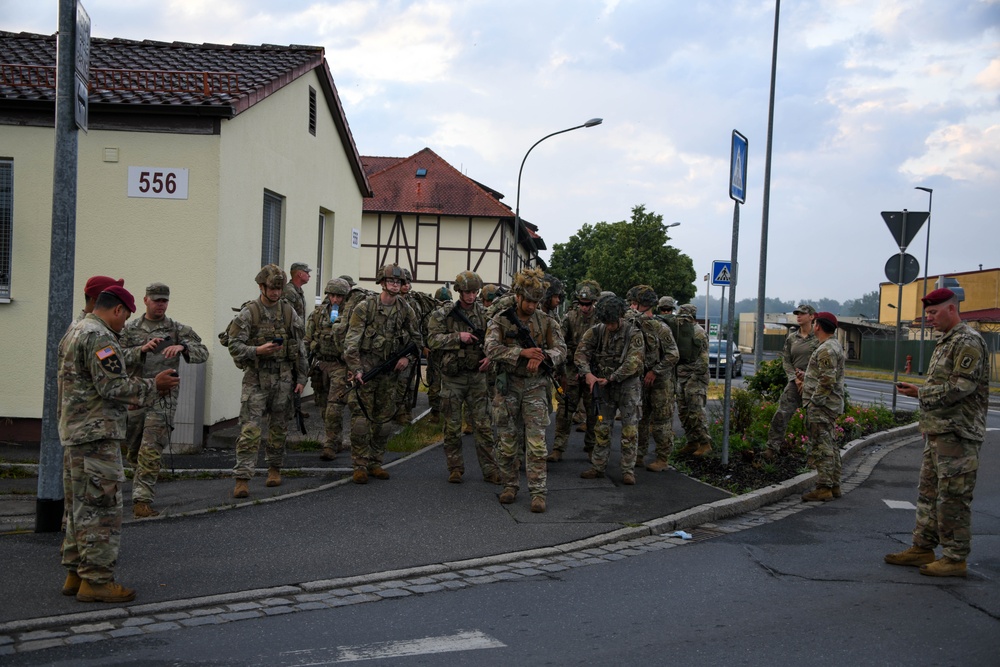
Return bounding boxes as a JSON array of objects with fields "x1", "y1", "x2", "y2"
[{"x1": 218, "y1": 299, "x2": 295, "y2": 370}]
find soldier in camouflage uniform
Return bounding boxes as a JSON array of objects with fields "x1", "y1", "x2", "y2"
[
  {"x1": 575, "y1": 294, "x2": 645, "y2": 484},
  {"x1": 674, "y1": 304, "x2": 713, "y2": 456},
  {"x1": 630, "y1": 286, "x2": 680, "y2": 471},
  {"x1": 344, "y1": 264, "x2": 423, "y2": 484},
  {"x1": 485, "y1": 268, "x2": 566, "y2": 513},
  {"x1": 281, "y1": 262, "x2": 311, "y2": 320},
  {"x1": 225, "y1": 265, "x2": 308, "y2": 498},
  {"x1": 549, "y1": 280, "x2": 601, "y2": 462},
  {"x1": 799, "y1": 312, "x2": 845, "y2": 502},
  {"x1": 58, "y1": 285, "x2": 179, "y2": 603},
  {"x1": 121, "y1": 283, "x2": 209, "y2": 518},
  {"x1": 75, "y1": 275, "x2": 124, "y2": 324},
  {"x1": 393, "y1": 268, "x2": 417, "y2": 424},
  {"x1": 542, "y1": 274, "x2": 564, "y2": 315},
  {"x1": 424, "y1": 284, "x2": 452, "y2": 421},
  {"x1": 765, "y1": 304, "x2": 819, "y2": 458},
  {"x1": 427, "y1": 271, "x2": 500, "y2": 484},
  {"x1": 481, "y1": 284, "x2": 502, "y2": 310},
  {"x1": 887, "y1": 288, "x2": 990, "y2": 578},
  {"x1": 305, "y1": 278, "x2": 352, "y2": 461}
]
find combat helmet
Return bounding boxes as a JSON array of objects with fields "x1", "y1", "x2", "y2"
[
  {"x1": 481, "y1": 284, "x2": 500, "y2": 302},
  {"x1": 624, "y1": 285, "x2": 640, "y2": 305},
  {"x1": 453, "y1": 271, "x2": 483, "y2": 293},
  {"x1": 435, "y1": 285, "x2": 452, "y2": 301},
  {"x1": 376, "y1": 263, "x2": 405, "y2": 284},
  {"x1": 401, "y1": 268, "x2": 412, "y2": 284},
  {"x1": 324, "y1": 278, "x2": 351, "y2": 296},
  {"x1": 544, "y1": 273, "x2": 565, "y2": 299},
  {"x1": 576, "y1": 280, "x2": 601, "y2": 303},
  {"x1": 513, "y1": 268, "x2": 548, "y2": 302},
  {"x1": 633, "y1": 285, "x2": 658, "y2": 308},
  {"x1": 658, "y1": 295, "x2": 676, "y2": 311},
  {"x1": 595, "y1": 294, "x2": 627, "y2": 324},
  {"x1": 678, "y1": 304, "x2": 698, "y2": 319},
  {"x1": 255, "y1": 264, "x2": 287, "y2": 289}
]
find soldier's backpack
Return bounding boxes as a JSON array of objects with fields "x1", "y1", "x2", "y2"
[
  {"x1": 327, "y1": 287, "x2": 376, "y2": 358},
  {"x1": 218, "y1": 299, "x2": 295, "y2": 370}
]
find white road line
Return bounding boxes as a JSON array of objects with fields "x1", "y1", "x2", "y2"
[
  {"x1": 884, "y1": 499, "x2": 917, "y2": 510},
  {"x1": 279, "y1": 630, "x2": 506, "y2": 665}
]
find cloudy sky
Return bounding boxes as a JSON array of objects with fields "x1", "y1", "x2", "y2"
[{"x1": 6, "y1": 0, "x2": 999, "y2": 302}]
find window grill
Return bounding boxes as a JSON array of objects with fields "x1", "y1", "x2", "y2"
[
  {"x1": 261, "y1": 191, "x2": 283, "y2": 267},
  {"x1": 0, "y1": 160, "x2": 12, "y2": 300},
  {"x1": 308, "y1": 86, "x2": 317, "y2": 136}
]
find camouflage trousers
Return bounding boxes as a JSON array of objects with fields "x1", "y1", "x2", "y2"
[
  {"x1": 552, "y1": 372, "x2": 596, "y2": 454},
  {"x1": 125, "y1": 404, "x2": 174, "y2": 504},
  {"x1": 348, "y1": 371, "x2": 398, "y2": 471},
  {"x1": 427, "y1": 353, "x2": 443, "y2": 413},
  {"x1": 806, "y1": 408, "x2": 841, "y2": 488},
  {"x1": 638, "y1": 373, "x2": 675, "y2": 462},
  {"x1": 234, "y1": 364, "x2": 294, "y2": 479},
  {"x1": 591, "y1": 376, "x2": 641, "y2": 474},
  {"x1": 912, "y1": 433, "x2": 982, "y2": 561},
  {"x1": 61, "y1": 440, "x2": 124, "y2": 584},
  {"x1": 676, "y1": 372, "x2": 711, "y2": 447},
  {"x1": 493, "y1": 374, "x2": 550, "y2": 498},
  {"x1": 766, "y1": 380, "x2": 803, "y2": 451},
  {"x1": 313, "y1": 359, "x2": 349, "y2": 451},
  {"x1": 394, "y1": 363, "x2": 415, "y2": 420},
  {"x1": 440, "y1": 371, "x2": 499, "y2": 478}
]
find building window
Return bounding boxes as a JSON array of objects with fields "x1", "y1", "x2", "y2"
[
  {"x1": 0, "y1": 159, "x2": 12, "y2": 301},
  {"x1": 315, "y1": 212, "x2": 325, "y2": 298},
  {"x1": 261, "y1": 191, "x2": 283, "y2": 267},
  {"x1": 308, "y1": 86, "x2": 317, "y2": 136}
]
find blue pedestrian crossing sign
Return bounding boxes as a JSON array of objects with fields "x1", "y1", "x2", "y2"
[
  {"x1": 712, "y1": 260, "x2": 733, "y2": 286},
  {"x1": 730, "y1": 130, "x2": 748, "y2": 204}
]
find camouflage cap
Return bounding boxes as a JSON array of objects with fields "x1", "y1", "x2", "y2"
[
  {"x1": 793, "y1": 304, "x2": 816, "y2": 315},
  {"x1": 678, "y1": 304, "x2": 698, "y2": 319},
  {"x1": 595, "y1": 294, "x2": 626, "y2": 324},
  {"x1": 513, "y1": 268, "x2": 548, "y2": 302},
  {"x1": 658, "y1": 295, "x2": 676, "y2": 311},
  {"x1": 453, "y1": 271, "x2": 483, "y2": 292},
  {"x1": 338, "y1": 274, "x2": 357, "y2": 287},
  {"x1": 290, "y1": 262, "x2": 312, "y2": 274},
  {"x1": 145, "y1": 282, "x2": 170, "y2": 299},
  {"x1": 255, "y1": 264, "x2": 287, "y2": 289},
  {"x1": 324, "y1": 278, "x2": 351, "y2": 296},
  {"x1": 634, "y1": 284, "x2": 658, "y2": 307}
]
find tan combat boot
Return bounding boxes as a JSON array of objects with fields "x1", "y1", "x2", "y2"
[
  {"x1": 499, "y1": 488, "x2": 516, "y2": 504},
  {"x1": 576, "y1": 423, "x2": 587, "y2": 433},
  {"x1": 62, "y1": 571, "x2": 81, "y2": 596},
  {"x1": 483, "y1": 470, "x2": 502, "y2": 485},
  {"x1": 646, "y1": 459, "x2": 670, "y2": 472},
  {"x1": 676, "y1": 442, "x2": 698, "y2": 456},
  {"x1": 370, "y1": 466, "x2": 390, "y2": 480},
  {"x1": 580, "y1": 468, "x2": 605, "y2": 479},
  {"x1": 76, "y1": 579, "x2": 136, "y2": 603},
  {"x1": 265, "y1": 467, "x2": 282, "y2": 487},
  {"x1": 692, "y1": 443, "x2": 713, "y2": 457},
  {"x1": 353, "y1": 468, "x2": 369, "y2": 484},
  {"x1": 832, "y1": 485, "x2": 842, "y2": 498},
  {"x1": 448, "y1": 470, "x2": 463, "y2": 484},
  {"x1": 320, "y1": 447, "x2": 337, "y2": 461},
  {"x1": 530, "y1": 496, "x2": 546, "y2": 513},
  {"x1": 801, "y1": 487, "x2": 834, "y2": 502},
  {"x1": 884, "y1": 546, "x2": 936, "y2": 567},
  {"x1": 546, "y1": 450, "x2": 562, "y2": 463},
  {"x1": 919, "y1": 557, "x2": 967, "y2": 578},
  {"x1": 395, "y1": 413, "x2": 411, "y2": 425},
  {"x1": 133, "y1": 502, "x2": 159, "y2": 519},
  {"x1": 622, "y1": 472, "x2": 636, "y2": 485},
  {"x1": 232, "y1": 479, "x2": 250, "y2": 498}
]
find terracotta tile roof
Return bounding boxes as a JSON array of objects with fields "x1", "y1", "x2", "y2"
[
  {"x1": 0, "y1": 31, "x2": 372, "y2": 196},
  {"x1": 361, "y1": 148, "x2": 514, "y2": 219},
  {"x1": 361, "y1": 156, "x2": 407, "y2": 177}
]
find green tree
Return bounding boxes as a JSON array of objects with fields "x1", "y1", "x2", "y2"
[
  {"x1": 841, "y1": 290, "x2": 880, "y2": 318},
  {"x1": 550, "y1": 205, "x2": 696, "y2": 301}
]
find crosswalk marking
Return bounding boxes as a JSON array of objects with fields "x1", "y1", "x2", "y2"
[
  {"x1": 279, "y1": 630, "x2": 506, "y2": 664},
  {"x1": 884, "y1": 499, "x2": 916, "y2": 510}
]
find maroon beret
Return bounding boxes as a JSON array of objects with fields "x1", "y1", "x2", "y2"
[
  {"x1": 921, "y1": 287, "x2": 955, "y2": 307},
  {"x1": 815, "y1": 311, "x2": 838, "y2": 329},
  {"x1": 101, "y1": 285, "x2": 137, "y2": 313},
  {"x1": 84, "y1": 275, "x2": 124, "y2": 298}
]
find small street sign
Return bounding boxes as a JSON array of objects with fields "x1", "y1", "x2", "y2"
[
  {"x1": 711, "y1": 260, "x2": 732, "y2": 286},
  {"x1": 884, "y1": 253, "x2": 920, "y2": 286},
  {"x1": 881, "y1": 210, "x2": 928, "y2": 251},
  {"x1": 730, "y1": 130, "x2": 748, "y2": 204}
]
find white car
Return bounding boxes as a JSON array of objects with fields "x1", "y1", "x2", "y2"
[{"x1": 707, "y1": 340, "x2": 743, "y2": 377}]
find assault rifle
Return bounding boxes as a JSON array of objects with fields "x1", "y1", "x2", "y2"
[
  {"x1": 502, "y1": 308, "x2": 562, "y2": 393},
  {"x1": 590, "y1": 380, "x2": 605, "y2": 425},
  {"x1": 333, "y1": 341, "x2": 420, "y2": 402},
  {"x1": 291, "y1": 364, "x2": 307, "y2": 435},
  {"x1": 449, "y1": 303, "x2": 485, "y2": 343}
]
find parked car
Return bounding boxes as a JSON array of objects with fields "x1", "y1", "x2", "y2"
[{"x1": 707, "y1": 340, "x2": 743, "y2": 377}]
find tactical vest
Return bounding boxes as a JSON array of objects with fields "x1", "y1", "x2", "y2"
[
  {"x1": 440, "y1": 304, "x2": 487, "y2": 375},
  {"x1": 356, "y1": 297, "x2": 415, "y2": 362},
  {"x1": 592, "y1": 322, "x2": 636, "y2": 378},
  {"x1": 311, "y1": 303, "x2": 341, "y2": 361},
  {"x1": 221, "y1": 300, "x2": 297, "y2": 369},
  {"x1": 676, "y1": 319, "x2": 696, "y2": 364},
  {"x1": 328, "y1": 288, "x2": 372, "y2": 359},
  {"x1": 638, "y1": 318, "x2": 662, "y2": 371}
]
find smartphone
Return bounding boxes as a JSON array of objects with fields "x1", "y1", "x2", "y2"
[
  {"x1": 272, "y1": 337, "x2": 284, "y2": 345},
  {"x1": 154, "y1": 336, "x2": 172, "y2": 353},
  {"x1": 169, "y1": 371, "x2": 179, "y2": 377},
  {"x1": 896, "y1": 382, "x2": 905, "y2": 388}
]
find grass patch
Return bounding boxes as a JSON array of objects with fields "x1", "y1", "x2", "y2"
[
  {"x1": 289, "y1": 439, "x2": 323, "y2": 452},
  {"x1": 387, "y1": 417, "x2": 443, "y2": 453},
  {"x1": 0, "y1": 465, "x2": 33, "y2": 480}
]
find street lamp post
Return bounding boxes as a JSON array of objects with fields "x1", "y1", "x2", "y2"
[
  {"x1": 514, "y1": 118, "x2": 603, "y2": 272},
  {"x1": 915, "y1": 186, "x2": 933, "y2": 375}
]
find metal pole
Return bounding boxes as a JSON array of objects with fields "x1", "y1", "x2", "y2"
[
  {"x1": 754, "y1": 0, "x2": 780, "y2": 368},
  {"x1": 916, "y1": 187, "x2": 933, "y2": 374},
  {"x1": 721, "y1": 201, "x2": 740, "y2": 466},
  {"x1": 704, "y1": 272, "x2": 710, "y2": 331},
  {"x1": 37, "y1": 0, "x2": 81, "y2": 531},
  {"x1": 890, "y1": 211, "x2": 908, "y2": 413}
]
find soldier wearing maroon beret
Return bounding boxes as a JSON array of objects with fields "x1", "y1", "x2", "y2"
[
  {"x1": 886, "y1": 287, "x2": 989, "y2": 577},
  {"x1": 76, "y1": 275, "x2": 125, "y2": 324}
]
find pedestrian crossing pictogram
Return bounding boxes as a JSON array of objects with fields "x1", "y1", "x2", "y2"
[{"x1": 711, "y1": 260, "x2": 732, "y2": 286}]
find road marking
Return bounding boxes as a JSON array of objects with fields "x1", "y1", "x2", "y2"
[
  {"x1": 280, "y1": 630, "x2": 506, "y2": 664},
  {"x1": 884, "y1": 500, "x2": 916, "y2": 510}
]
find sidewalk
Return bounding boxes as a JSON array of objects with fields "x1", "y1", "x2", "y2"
[{"x1": 0, "y1": 397, "x2": 920, "y2": 637}]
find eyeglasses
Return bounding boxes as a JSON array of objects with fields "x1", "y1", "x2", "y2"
[{"x1": 385, "y1": 278, "x2": 402, "y2": 285}]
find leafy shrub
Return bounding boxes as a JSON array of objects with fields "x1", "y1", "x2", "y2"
[{"x1": 744, "y1": 358, "x2": 787, "y2": 402}]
